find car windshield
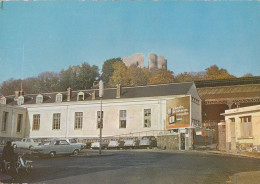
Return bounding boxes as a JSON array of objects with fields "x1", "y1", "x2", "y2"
[{"x1": 69, "y1": 139, "x2": 77, "y2": 143}]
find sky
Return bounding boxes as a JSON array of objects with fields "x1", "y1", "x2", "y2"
[{"x1": 0, "y1": 1, "x2": 260, "y2": 84}]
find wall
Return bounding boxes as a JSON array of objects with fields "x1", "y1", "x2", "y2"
[
  {"x1": 0, "y1": 105, "x2": 27, "y2": 142},
  {"x1": 157, "y1": 134, "x2": 179, "y2": 150}
]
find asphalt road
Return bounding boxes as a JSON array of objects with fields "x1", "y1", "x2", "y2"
[{"x1": 1, "y1": 149, "x2": 260, "y2": 184}]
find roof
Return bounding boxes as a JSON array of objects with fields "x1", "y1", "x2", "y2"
[
  {"x1": 197, "y1": 84, "x2": 260, "y2": 101},
  {"x1": 3, "y1": 82, "x2": 194, "y2": 106},
  {"x1": 195, "y1": 76, "x2": 260, "y2": 88}
]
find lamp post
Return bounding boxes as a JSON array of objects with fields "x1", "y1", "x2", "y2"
[{"x1": 99, "y1": 80, "x2": 104, "y2": 155}]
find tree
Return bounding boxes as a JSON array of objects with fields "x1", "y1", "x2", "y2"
[
  {"x1": 242, "y1": 73, "x2": 253, "y2": 78},
  {"x1": 174, "y1": 72, "x2": 205, "y2": 82},
  {"x1": 204, "y1": 65, "x2": 236, "y2": 80},
  {"x1": 59, "y1": 62, "x2": 99, "y2": 91},
  {"x1": 0, "y1": 78, "x2": 22, "y2": 96},
  {"x1": 109, "y1": 61, "x2": 130, "y2": 87},
  {"x1": 148, "y1": 69, "x2": 174, "y2": 85},
  {"x1": 127, "y1": 66, "x2": 149, "y2": 86},
  {"x1": 101, "y1": 58, "x2": 122, "y2": 85},
  {"x1": 34, "y1": 72, "x2": 60, "y2": 93}
]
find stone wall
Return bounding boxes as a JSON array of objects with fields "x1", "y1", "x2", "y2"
[
  {"x1": 218, "y1": 123, "x2": 226, "y2": 151},
  {"x1": 122, "y1": 53, "x2": 145, "y2": 68},
  {"x1": 157, "y1": 134, "x2": 179, "y2": 150}
]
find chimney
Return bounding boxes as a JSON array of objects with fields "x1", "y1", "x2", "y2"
[
  {"x1": 116, "y1": 84, "x2": 121, "y2": 98},
  {"x1": 67, "y1": 87, "x2": 72, "y2": 102},
  {"x1": 92, "y1": 91, "x2": 96, "y2": 100},
  {"x1": 14, "y1": 91, "x2": 19, "y2": 101}
]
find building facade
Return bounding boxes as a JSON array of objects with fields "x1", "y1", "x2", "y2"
[
  {"x1": 0, "y1": 82, "x2": 201, "y2": 150},
  {"x1": 223, "y1": 105, "x2": 260, "y2": 152}
]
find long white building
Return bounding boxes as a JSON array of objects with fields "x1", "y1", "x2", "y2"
[{"x1": 0, "y1": 82, "x2": 201, "y2": 150}]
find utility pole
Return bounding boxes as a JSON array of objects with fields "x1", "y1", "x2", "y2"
[{"x1": 99, "y1": 80, "x2": 104, "y2": 155}]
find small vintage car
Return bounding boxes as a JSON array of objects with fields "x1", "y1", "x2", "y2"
[
  {"x1": 31, "y1": 139, "x2": 81, "y2": 158},
  {"x1": 12, "y1": 138, "x2": 41, "y2": 149},
  {"x1": 124, "y1": 138, "x2": 139, "y2": 149},
  {"x1": 139, "y1": 136, "x2": 157, "y2": 149},
  {"x1": 90, "y1": 139, "x2": 109, "y2": 149},
  {"x1": 107, "y1": 140, "x2": 124, "y2": 150}
]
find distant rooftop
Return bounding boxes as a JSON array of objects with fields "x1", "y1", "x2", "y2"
[{"x1": 195, "y1": 76, "x2": 260, "y2": 88}]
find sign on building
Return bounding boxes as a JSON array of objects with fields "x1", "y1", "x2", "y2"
[{"x1": 166, "y1": 96, "x2": 190, "y2": 129}]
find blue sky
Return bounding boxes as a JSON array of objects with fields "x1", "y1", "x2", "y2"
[{"x1": 0, "y1": 1, "x2": 260, "y2": 84}]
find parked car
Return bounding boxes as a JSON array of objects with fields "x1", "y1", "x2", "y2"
[
  {"x1": 66, "y1": 138, "x2": 86, "y2": 149},
  {"x1": 107, "y1": 139, "x2": 124, "y2": 150},
  {"x1": 31, "y1": 139, "x2": 81, "y2": 158},
  {"x1": 90, "y1": 139, "x2": 109, "y2": 149},
  {"x1": 139, "y1": 136, "x2": 157, "y2": 149},
  {"x1": 124, "y1": 138, "x2": 139, "y2": 149},
  {"x1": 12, "y1": 138, "x2": 41, "y2": 149}
]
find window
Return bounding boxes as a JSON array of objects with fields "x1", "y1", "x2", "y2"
[
  {"x1": 0, "y1": 97, "x2": 6, "y2": 105},
  {"x1": 1, "y1": 111, "x2": 8, "y2": 131},
  {"x1": 52, "y1": 113, "x2": 61, "y2": 130},
  {"x1": 119, "y1": 110, "x2": 127, "y2": 128},
  {"x1": 77, "y1": 92, "x2": 84, "y2": 101},
  {"x1": 144, "y1": 109, "x2": 151, "y2": 128},
  {"x1": 240, "y1": 116, "x2": 252, "y2": 138},
  {"x1": 75, "y1": 112, "x2": 83, "y2": 129},
  {"x1": 97, "y1": 111, "x2": 104, "y2": 128},
  {"x1": 17, "y1": 96, "x2": 24, "y2": 105},
  {"x1": 16, "y1": 114, "x2": 23, "y2": 132},
  {"x1": 56, "y1": 93, "x2": 62, "y2": 103},
  {"x1": 36, "y1": 94, "x2": 43, "y2": 104},
  {"x1": 33, "y1": 114, "x2": 40, "y2": 130}
]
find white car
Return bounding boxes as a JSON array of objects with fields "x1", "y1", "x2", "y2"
[
  {"x1": 31, "y1": 139, "x2": 81, "y2": 158},
  {"x1": 12, "y1": 138, "x2": 40, "y2": 149},
  {"x1": 66, "y1": 138, "x2": 86, "y2": 149}
]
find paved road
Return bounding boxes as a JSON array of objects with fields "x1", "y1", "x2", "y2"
[{"x1": 1, "y1": 149, "x2": 260, "y2": 184}]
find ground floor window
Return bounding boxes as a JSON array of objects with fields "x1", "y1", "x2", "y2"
[
  {"x1": 144, "y1": 109, "x2": 151, "y2": 128},
  {"x1": 33, "y1": 114, "x2": 40, "y2": 130},
  {"x1": 1, "y1": 111, "x2": 8, "y2": 131},
  {"x1": 240, "y1": 116, "x2": 252, "y2": 138},
  {"x1": 52, "y1": 113, "x2": 61, "y2": 130},
  {"x1": 16, "y1": 114, "x2": 23, "y2": 132},
  {"x1": 97, "y1": 111, "x2": 104, "y2": 129},
  {"x1": 75, "y1": 112, "x2": 83, "y2": 129},
  {"x1": 119, "y1": 110, "x2": 127, "y2": 128}
]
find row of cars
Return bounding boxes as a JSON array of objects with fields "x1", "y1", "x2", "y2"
[
  {"x1": 11, "y1": 138, "x2": 85, "y2": 158},
  {"x1": 90, "y1": 136, "x2": 157, "y2": 150},
  {"x1": 9, "y1": 136, "x2": 157, "y2": 158}
]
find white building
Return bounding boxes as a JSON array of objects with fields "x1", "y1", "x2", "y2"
[{"x1": 0, "y1": 82, "x2": 201, "y2": 150}]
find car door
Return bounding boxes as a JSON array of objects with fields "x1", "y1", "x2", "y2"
[
  {"x1": 59, "y1": 140, "x2": 72, "y2": 154},
  {"x1": 19, "y1": 139, "x2": 26, "y2": 148}
]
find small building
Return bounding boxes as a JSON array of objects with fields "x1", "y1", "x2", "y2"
[
  {"x1": 222, "y1": 105, "x2": 260, "y2": 152},
  {"x1": 0, "y1": 82, "x2": 201, "y2": 150}
]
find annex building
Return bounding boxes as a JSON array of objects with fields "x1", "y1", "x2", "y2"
[{"x1": 0, "y1": 82, "x2": 202, "y2": 150}]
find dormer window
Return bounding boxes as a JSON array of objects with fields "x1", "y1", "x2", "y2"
[
  {"x1": 77, "y1": 92, "x2": 84, "y2": 101},
  {"x1": 0, "y1": 97, "x2": 6, "y2": 105},
  {"x1": 36, "y1": 94, "x2": 43, "y2": 104},
  {"x1": 56, "y1": 93, "x2": 63, "y2": 103},
  {"x1": 17, "y1": 96, "x2": 24, "y2": 105}
]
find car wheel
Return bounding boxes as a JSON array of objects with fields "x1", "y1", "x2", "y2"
[
  {"x1": 49, "y1": 151, "x2": 56, "y2": 158},
  {"x1": 13, "y1": 144, "x2": 17, "y2": 149},
  {"x1": 73, "y1": 149, "x2": 79, "y2": 156},
  {"x1": 29, "y1": 145, "x2": 33, "y2": 149}
]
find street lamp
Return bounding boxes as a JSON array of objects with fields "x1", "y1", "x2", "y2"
[{"x1": 99, "y1": 80, "x2": 104, "y2": 155}]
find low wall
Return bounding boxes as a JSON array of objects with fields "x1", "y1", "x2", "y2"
[{"x1": 157, "y1": 134, "x2": 179, "y2": 150}]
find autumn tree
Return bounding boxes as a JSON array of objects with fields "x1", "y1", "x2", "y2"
[
  {"x1": 204, "y1": 65, "x2": 235, "y2": 80},
  {"x1": 109, "y1": 61, "x2": 129, "y2": 87},
  {"x1": 242, "y1": 73, "x2": 253, "y2": 78},
  {"x1": 148, "y1": 69, "x2": 174, "y2": 85},
  {"x1": 101, "y1": 58, "x2": 122, "y2": 85}
]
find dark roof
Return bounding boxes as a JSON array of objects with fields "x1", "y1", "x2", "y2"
[
  {"x1": 197, "y1": 84, "x2": 260, "y2": 101},
  {"x1": 195, "y1": 76, "x2": 260, "y2": 88},
  {"x1": 4, "y1": 82, "x2": 194, "y2": 106}
]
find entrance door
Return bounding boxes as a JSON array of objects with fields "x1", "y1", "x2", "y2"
[{"x1": 180, "y1": 133, "x2": 185, "y2": 150}]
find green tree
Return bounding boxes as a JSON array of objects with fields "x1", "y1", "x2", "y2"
[
  {"x1": 101, "y1": 58, "x2": 122, "y2": 86},
  {"x1": 109, "y1": 61, "x2": 129, "y2": 87}
]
